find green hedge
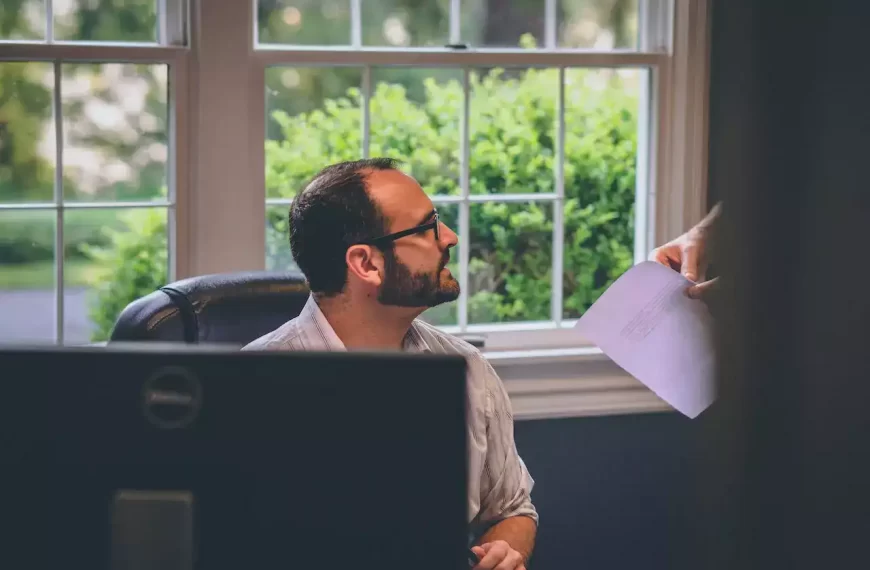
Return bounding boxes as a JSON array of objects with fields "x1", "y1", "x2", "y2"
[
  {"x1": 0, "y1": 209, "x2": 124, "y2": 263},
  {"x1": 80, "y1": 207, "x2": 168, "y2": 341},
  {"x1": 83, "y1": 65, "x2": 638, "y2": 339},
  {"x1": 266, "y1": 66, "x2": 637, "y2": 324}
]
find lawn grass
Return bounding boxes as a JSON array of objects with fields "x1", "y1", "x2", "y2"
[{"x1": 0, "y1": 260, "x2": 103, "y2": 290}]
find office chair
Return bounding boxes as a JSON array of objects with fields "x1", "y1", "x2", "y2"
[{"x1": 108, "y1": 271, "x2": 310, "y2": 345}]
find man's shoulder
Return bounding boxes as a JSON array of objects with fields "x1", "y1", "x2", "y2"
[
  {"x1": 411, "y1": 319, "x2": 486, "y2": 361},
  {"x1": 241, "y1": 318, "x2": 301, "y2": 351}
]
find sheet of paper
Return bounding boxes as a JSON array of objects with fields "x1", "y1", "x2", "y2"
[{"x1": 574, "y1": 261, "x2": 716, "y2": 418}]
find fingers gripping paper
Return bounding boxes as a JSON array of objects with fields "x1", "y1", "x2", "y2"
[{"x1": 574, "y1": 261, "x2": 716, "y2": 418}]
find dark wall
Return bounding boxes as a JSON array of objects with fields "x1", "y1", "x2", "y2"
[
  {"x1": 697, "y1": 0, "x2": 870, "y2": 568},
  {"x1": 517, "y1": 0, "x2": 870, "y2": 568},
  {"x1": 514, "y1": 412, "x2": 702, "y2": 570}
]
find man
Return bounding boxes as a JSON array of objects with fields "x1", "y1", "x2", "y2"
[
  {"x1": 651, "y1": 202, "x2": 722, "y2": 303},
  {"x1": 243, "y1": 158, "x2": 538, "y2": 570}
]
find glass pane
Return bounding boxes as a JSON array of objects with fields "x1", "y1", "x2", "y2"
[
  {"x1": 0, "y1": 62, "x2": 55, "y2": 203},
  {"x1": 371, "y1": 67, "x2": 461, "y2": 196},
  {"x1": 64, "y1": 207, "x2": 168, "y2": 344},
  {"x1": 0, "y1": 209, "x2": 56, "y2": 344},
  {"x1": 54, "y1": 0, "x2": 157, "y2": 43},
  {"x1": 266, "y1": 203, "x2": 295, "y2": 272},
  {"x1": 0, "y1": 0, "x2": 46, "y2": 40},
  {"x1": 265, "y1": 66, "x2": 363, "y2": 200},
  {"x1": 419, "y1": 202, "x2": 459, "y2": 327},
  {"x1": 257, "y1": 0, "x2": 351, "y2": 45},
  {"x1": 362, "y1": 0, "x2": 450, "y2": 47},
  {"x1": 562, "y1": 68, "x2": 640, "y2": 319},
  {"x1": 61, "y1": 63, "x2": 168, "y2": 202},
  {"x1": 559, "y1": 0, "x2": 639, "y2": 49},
  {"x1": 469, "y1": 67, "x2": 557, "y2": 195},
  {"x1": 461, "y1": 0, "x2": 545, "y2": 49},
  {"x1": 468, "y1": 201, "x2": 553, "y2": 324}
]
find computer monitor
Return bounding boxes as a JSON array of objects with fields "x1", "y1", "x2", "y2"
[{"x1": 0, "y1": 345, "x2": 469, "y2": 570}]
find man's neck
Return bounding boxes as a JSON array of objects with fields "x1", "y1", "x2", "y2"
[{"x1": 315, "y1": 295, "x2": 421, "y2": 351}]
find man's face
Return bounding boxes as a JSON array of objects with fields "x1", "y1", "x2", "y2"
[{"x1": 366, "y1": 170, "x2": 460, "y2": 308}]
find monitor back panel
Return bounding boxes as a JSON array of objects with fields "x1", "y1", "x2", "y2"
[{"x1": 0, "y1": 348, "x2": 469, "y2": 570}]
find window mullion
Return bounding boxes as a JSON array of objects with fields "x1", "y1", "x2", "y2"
[
  {"x1": 351, "y1": 0, "x2": 362, "y2": 47},
  {"x1": 167, "y1": 55, "x2": 190, "y2": 282},
  {"x1": 362, "y1": 65, "x2": 371, "y2": 158},
  {"x1": 640, "y1": 0, "x2": 674, "y2": 52},
  {"x1": 449, "y1": 0, "x2": 461, "y2": 45},
  {"x1": 458, "y1": 67, "x2": 471, "y2": 332},
  {"x1": 157, "y1": 0, "x2": 167, "y2": 44},
  {"x1": 634, "y1": 67, "x2": 655, "y2": 263},
  {"x1": 545, "y1": 0, "x2": 557, "y2": 49},
  {"x1": 550, "y1": 66, "x2": 565, "y2": 324},
  {"x1": 52, "y1": 60, "x2": 64, "y2": 344},
  {"x1": 161, "y1": 0, "x2": 188, "y2": 47},
  {"x1": 45, "y1": 0, "x2": 54, "y2": 43}
]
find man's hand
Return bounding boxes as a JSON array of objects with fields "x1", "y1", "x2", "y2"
[
  {"x1": 651, "y1": 226, "x2": 709, "y2": 282},
  {"x1": 471, "y1": 540, "x2": 527, "y2": 570},
  {"x1": 686, "y1": 276, "x2": 719, "y2": 302},
  {"x1": 651, "y1": 203, "x2": 721, "y2": 303}
]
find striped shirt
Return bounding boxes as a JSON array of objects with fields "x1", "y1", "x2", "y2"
[{"x1": 242, "y1": 295, "x2": 538, "y2": 534}]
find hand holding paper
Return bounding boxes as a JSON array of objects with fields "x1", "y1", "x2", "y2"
[{"x1": 574, "y1": 261, "x2": 716, "y2": 418}]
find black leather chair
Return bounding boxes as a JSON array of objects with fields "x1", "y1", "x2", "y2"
[{"x1": 109, "y1": 271, "x2": 310, "y2": 345}]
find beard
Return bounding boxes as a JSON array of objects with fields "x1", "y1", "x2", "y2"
[{"x1": 377, "y1": 249, "x2": 460, "y2": 308}]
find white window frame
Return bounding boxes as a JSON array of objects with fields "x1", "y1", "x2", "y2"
[{"x1": 0, "y1": 0, "x2": 191, "y2": 345}]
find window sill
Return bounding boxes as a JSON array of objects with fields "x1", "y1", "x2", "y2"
[{"x1": 485, "y1": 347, "x2": 672, "y2": 420}]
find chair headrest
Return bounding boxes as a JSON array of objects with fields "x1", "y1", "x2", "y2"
[{"x1": 109, "y1": 271, "x2": 310, "y2": 345}]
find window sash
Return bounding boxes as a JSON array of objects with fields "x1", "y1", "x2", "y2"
[
  {"x1": 5, "y1": 0, "x2": 188, "y2": 47},
  {"x1": 255, "y1": 0, "x2": 661, "y2": 53},
  {"x1": 264, "y1": 60, "x2": 657, "y2": 338},
  {"x1": 0, "y1": 4, "x2": 190, "y2": 344}
]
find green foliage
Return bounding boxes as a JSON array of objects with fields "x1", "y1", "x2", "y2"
[
  {"x1": 0, "y1": 62, "x2": 54, "y2": 202},
  {"x1": 80, "y1": 206, "x2": 168, "y2": 342},
  {"x1": 0, "y1": 209, "x2": 123, "y2": 264},
  {"x1": 266, "y1": 65, "x2": 638, "y2": 323}
]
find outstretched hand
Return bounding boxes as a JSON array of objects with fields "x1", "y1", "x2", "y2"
[{"x1": 651, "y1": 205, "x2": 721, "y2": 305}]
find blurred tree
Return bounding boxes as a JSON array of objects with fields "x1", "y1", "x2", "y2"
[
  {"x1": 0, "y1": 62, "x2": 54, "y2": 202},
  {"x1": 0, "y1": 0, "x2": 163, "y2": 204},
  {"x1": 0, "y1": 0, "x2": 164, "y2": 273}
]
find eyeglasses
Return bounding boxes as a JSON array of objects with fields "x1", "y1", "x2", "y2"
[{"x1": 364, "y1": 211, "x2": 440, "y2": 246}]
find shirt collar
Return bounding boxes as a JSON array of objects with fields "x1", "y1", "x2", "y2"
[{"x1": 297, "y1": 295, "x2": 432, "y2": 354}]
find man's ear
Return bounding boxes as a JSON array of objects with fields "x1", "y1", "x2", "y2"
[{"x1": 346, "y1": 244, "x2": 384, "y2": 287}]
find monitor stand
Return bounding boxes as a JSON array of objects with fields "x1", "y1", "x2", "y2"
[{"x1": 111, "y1": 490, "x2": 193, "y2": 570}]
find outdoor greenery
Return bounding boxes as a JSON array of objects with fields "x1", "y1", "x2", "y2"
[
  {"x1": 80, "y1": 206, "x2": 168, "y2": 341},
  {"x1": 266, "y1": 59, "x2": 637, "y2": 325}
]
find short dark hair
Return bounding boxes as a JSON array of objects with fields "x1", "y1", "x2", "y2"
[{"x1": 289, "y1": 157, "x2": 401, "y2": 296}]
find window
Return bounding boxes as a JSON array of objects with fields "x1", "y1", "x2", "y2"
[
  {"x1": 0, "y1": 0, "x2": 187, "y2": 345},
  {"x1": 257, "y1": 0, "x2": 682, "y2": 351},
  {"x1": 0, "y1": 0, "x2": 711, "y2": 417}
]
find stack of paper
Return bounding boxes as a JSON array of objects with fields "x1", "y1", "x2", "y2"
[{"x1": 574, "y1": 261, "x2": 716, "y2": 418}]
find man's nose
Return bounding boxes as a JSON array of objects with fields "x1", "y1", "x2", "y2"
[{"x1": 440, "y1": 223, "x2": 459, "y2": 248}]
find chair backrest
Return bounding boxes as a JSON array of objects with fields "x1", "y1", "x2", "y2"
[{"x1": 109, "y1": 271, "x2": 310, "y2": 345}]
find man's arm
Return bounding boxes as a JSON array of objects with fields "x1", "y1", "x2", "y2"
[
  {"x1": 469, "y1": 356, "x2": 538, "y2": 569},
  {"x1": 474, "y1": 515, "x2": 537, "y2": 565}
]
